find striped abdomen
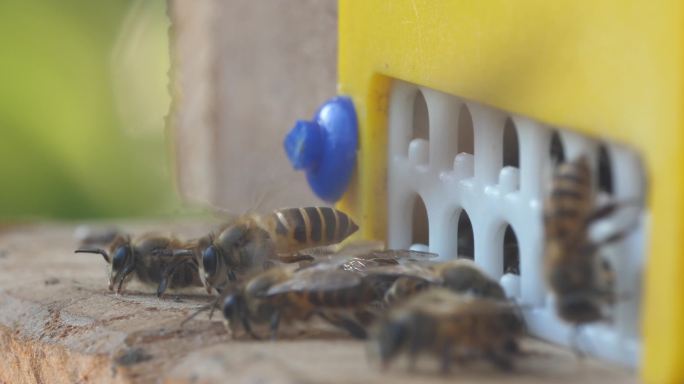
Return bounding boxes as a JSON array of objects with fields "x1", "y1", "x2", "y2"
[
  {"x1": 543, "y1": 156, "x2": 594, "y2": 242},
  {"x1": 270, "y1": 207, "x2": 358, "y2": 252},
  {"x1": 282, "y1": 282, "x2": 380, "y2": 311}
]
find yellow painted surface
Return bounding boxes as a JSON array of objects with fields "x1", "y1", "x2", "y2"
[{"x1": 337, "y1": 0, "x2": 684, "y2": 382}]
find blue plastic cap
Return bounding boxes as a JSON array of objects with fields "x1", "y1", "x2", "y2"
[
  {"x1": 284, "y1": 120, "x2": 324, "y2": 171},
  {"x1": 283, "y1": 96, "x2": 358, "y2": 203}
]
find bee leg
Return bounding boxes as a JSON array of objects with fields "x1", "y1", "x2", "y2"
[
  {"x1": 206, "y1": 293, "x2": 225, "y2": 320},
  {"x1": 227, "y1": 270, "x2": 237, "y2": 281},
  {"x1": 318, "y1": 313, "x2": 367, "y2": 339},
  {"x1": 569, "y1": 325, "x2": 586, "y2": 359},
  {"x1": 485, "y1": 350, "x2": 514, "y2": 371},
  {"x1": 116, "y1": 264, "x2": 135, "y2": 294},
  {"x1": 584, "y1": 199, "x2": 641, "y2": 225},
  {"x1": 585, "y1": 201, "x2": 643, "y2": 243},
  {"x1": 269, "y1": 311, "x2": 281, "y2": 341},
  {"x1": 594, "y1": 228, "x2": 633, "y2": 248},
  {"x1": 241, "y1": 315, "x2": 261, "y2": 340},
  {"x1": 439, "y1": 345, "x2": 453, "y2": 375},
  {"x1": 503, "y1": 339, "x2": 521, "y2": 354},
  {"x1": 157, "y1": 276, "x2": 170, "y2": 298},
  {"x1": 406, "y1": 342, "x2": 419, "y2": 373},
  {"x1": 353, "y1": 309, "x2": 377, "y2": 328},
  {"x1": 585, "y1": 202, "x2": 621, "y2": 225},
  {"x1": 157, "y1": 260, "x2": 186, "y2": 298},
  {"x1": 237, "y1": 299, "x2": 261, "y2": 340}
]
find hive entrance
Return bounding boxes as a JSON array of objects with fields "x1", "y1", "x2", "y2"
[{"x1": 386, "y1": 79, "x2": 647, "y2": 367}]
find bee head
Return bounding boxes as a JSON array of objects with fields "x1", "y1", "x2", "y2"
[
  {"x1": 440, "y1": 262, "x2": 504, "y2": 300},
  {"x1": 556, "y1": 293, "x2": 605, "y2": 324},
  {"x1": 222, "y1": 292, "x2": 244, "y2": 323},
  {"x1": 222, "y1": 293, "x2": 237, "y2": 318},
  {"x1": 75, "y1": 235, "x2": 134, "y2": 292},
  {"x1": 108, "y1": 244, "x2": 134, "y2": 291},
  {"x1": 200, "y1": 244, "x2": 223, "y2": 291}
]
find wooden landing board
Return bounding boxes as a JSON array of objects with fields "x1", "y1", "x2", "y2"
[{"x1": 0, "y1": 223, "x2": 637, "y2": 383}]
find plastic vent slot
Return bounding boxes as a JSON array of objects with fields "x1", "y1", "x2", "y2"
[{"x1": 386, "y1": 79, "x2": 647, "y2": 366}]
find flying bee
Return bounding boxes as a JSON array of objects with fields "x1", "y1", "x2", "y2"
[
  {"x1": 373, "y1": 259, "x2": 506, "y2": 305},
  {"x1": 371, "y1": 288, "x2": 525, "y2": 373},
  {"x1": 75, "y1": 233, "x2": 202, "y2": 296},
  {"x1": 189, "y1": 207, "x2": 359, "y2": 293},
  {"x1": 544, "y1": 155, "x2": 637, "y2": 325}
]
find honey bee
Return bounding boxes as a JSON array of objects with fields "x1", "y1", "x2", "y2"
[
  {"x1": 371, "y1": 288, "x2": 525, "y2": 373},
  {"x1": 544, "y1": 155, "x2": 635, "y2": 324},
  {"x1": 376, "y1": 259, "x2": 506, "y2": 305},
  {"x1": 75, "y1": 233, "x2": 202, "y2": 296},
  {"x1": 191, "y1": 207, "x2": 359, "y2": 293},
  {"x1": 217, "y1": 265, "x2": 385, "y2": 339}
]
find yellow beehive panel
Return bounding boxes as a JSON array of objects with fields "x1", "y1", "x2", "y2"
[{"x1": 337, "y1": 1, "x2": 684, "y2": 382}]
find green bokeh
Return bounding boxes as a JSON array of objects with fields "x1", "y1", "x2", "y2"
[{"x1": 0, "y1": 0, "x2": 182, "y2": 219}]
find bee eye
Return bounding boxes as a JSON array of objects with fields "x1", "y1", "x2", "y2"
[
  {"x1": 112, "y1": 246, "x2": 129, "y2": 270},
  {"x1": 222, "y1": 294, "x2": 238, "y2": 319},
  {"x1": 202, "y1": 246, "x2": 219, "y2": 277}
]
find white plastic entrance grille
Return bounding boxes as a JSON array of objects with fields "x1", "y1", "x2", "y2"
[{"x1": 386, "y1": 80, "x2": 646, "y2": 366}]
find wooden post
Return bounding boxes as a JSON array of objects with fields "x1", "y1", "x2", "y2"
[{"x1": 168, "y1": 0, "x2": 338, "y2": 211}]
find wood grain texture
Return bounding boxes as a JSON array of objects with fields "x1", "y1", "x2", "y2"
[
  {"x1": 168, "y1": 0, "x2": 336, "y2": 211},
  {"x1": 0, "y1": 223, "x2": 637, "y2": 384}
]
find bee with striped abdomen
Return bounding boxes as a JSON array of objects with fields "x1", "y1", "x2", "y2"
[
  {"x1": 218, "y1": 265, "x2": 383, "y2": 339},
  {"x1": 75, "y1": 233, "x2": 202, "y2": 296},
  {"x1": 371, "y1": 288, "x2": 525, "y2": 373},
  {"x1": 195, "y1": 207, "x2": 359, "y2": 293},
  {"x1": 544, "y1": 155, "x2": 637, "y2": 325}
]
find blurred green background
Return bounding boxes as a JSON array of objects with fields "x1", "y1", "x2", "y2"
[{"x1": 0, "y1": 0, "x2": 182, "y2": 219}]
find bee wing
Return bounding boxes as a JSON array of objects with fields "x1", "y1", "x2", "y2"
[
  {"x1": 304, "y1": 248, "x2": 438, "y2": 274},
  {"x1": 365, "y1": 249, "x2": 439, "y2": 262},
  {"x1": 338, "y1": 257, "x2": 400, "y2": 274},
  {"x1": 265, "y1": 269, "x2": 362, "y2": 296},
  {"x1": 74, "y1": 226, "x2": 122, "y2": 247},
  {"x1": 298, "y1": 239, "x2": 384, "y2": 260},
  {"x1": 407, "y1": 289, "x2": 520, "y2": 317},
  {"x1": 334, "y1": 239, "x2": 386, "y2": 256},
  {"x1": 300, "y1": 254, "x2": 397, "y2": 275},
  {"x1": 363, "y1": 263, "x2": 442, "y2": 283}
]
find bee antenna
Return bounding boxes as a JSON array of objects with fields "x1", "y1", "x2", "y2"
[
  {"x1": 207, "y1": 296, "x2": 222, "y2": 320},
  {"x1": 180, "y1": 303, "x2": 214, "y2": 326},
  {"x1": 75, "y1": 248, "x2": 110, "y2": 263},
  {"x1": 180, "y1": 292, "x2": 227, "y2": 326}
]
